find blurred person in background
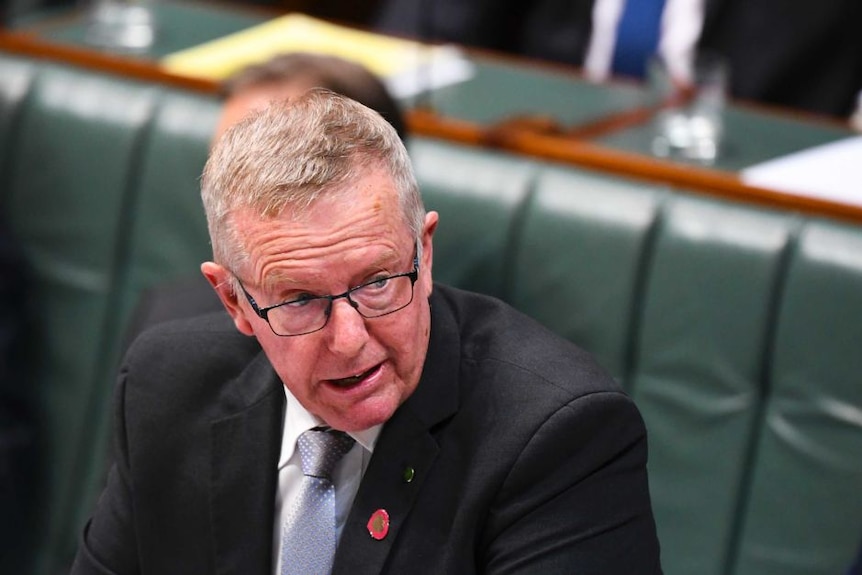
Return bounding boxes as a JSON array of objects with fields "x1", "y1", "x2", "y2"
[
  {"x1": 214, "y1": 52, "x2": 407, "y2": 144},
  {"x1": 373, "y1": 0, "x2": 862, "y2": 120}
]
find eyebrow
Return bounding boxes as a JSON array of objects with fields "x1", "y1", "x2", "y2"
[
  {"x1": 260, "y1": 269, "x2": 302, "y2": 294},
  {"x1": 366, "y1": 246, "x2": 402, "y2": 273}
]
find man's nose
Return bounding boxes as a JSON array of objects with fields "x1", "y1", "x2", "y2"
[{"x1": 325, "y1": 298, "x2": 369, "y2": 355}]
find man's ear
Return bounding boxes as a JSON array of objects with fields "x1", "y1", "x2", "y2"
[
  {"x1": 201, "y1": 261, "x2": 255, "y2": 336},
  {"x1": 421, "y1": 211, "x2": 438, "y2": 292}
]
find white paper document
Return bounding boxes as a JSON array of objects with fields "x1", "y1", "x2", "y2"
[{"x1": 741, "y1": 136, "x2": 862, "y2": 207}]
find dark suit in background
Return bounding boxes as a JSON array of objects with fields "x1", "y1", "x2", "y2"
[
  {"x1": 73, "y1": 285, "x2": 661, "y2": 574},
  {"x1": 375, "y1": 0, "x2": 595, "y2": 74},
  {"x1": 698, "y1": 0, "x2": 862, "y2": 118},
  {"x1": 373, "y1": 0, "x2": 862, "y2": 118}
]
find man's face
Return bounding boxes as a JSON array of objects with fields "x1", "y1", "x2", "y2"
[{"x1": 205, "y1": 166, "x2": 437, "y2": 432}]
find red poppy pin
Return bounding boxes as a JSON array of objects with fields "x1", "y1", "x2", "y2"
[{"x1": 367, "y1": 509, "x2": 390, "y2": 540}]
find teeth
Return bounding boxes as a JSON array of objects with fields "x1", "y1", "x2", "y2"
[{"x1": 332, "y1": 368, "x2": 372, "y2": 386}]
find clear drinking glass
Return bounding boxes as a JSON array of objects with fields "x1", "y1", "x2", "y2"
[
  {"x1": 85, "y1": 0, "x2": 156, "y2": 53},
  {"x1": 649, "y1": 51, "x2": 729, "y2": 164}
]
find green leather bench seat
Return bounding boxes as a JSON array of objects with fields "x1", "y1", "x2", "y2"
[
  {"x1": 3, "y1": 59, "x2": 169, "y2": 571},
  {"x1": 119, "y1": 92, "x2": 220, "y2": 317},
  {"x1": 733, "y1": 221, "x2": 862, "y2": 575},
  {"x1": 1, "y1": 53, "x2": 861, "y2": 575},
  {"x1": 0, "y1": 54, "x2": 221, "y2": 575},
  {"x1": 509, "y1": 166, "x2": 664, "y2": 382},
  {"x1": 629, "y1": 197, "x2": 796, "y2": 575},
  {"x1": 410, "y1": 141, "x2": 535, "y2": 300}
]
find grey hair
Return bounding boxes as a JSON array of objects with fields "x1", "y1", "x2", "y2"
[{"x1": 200, "y1": 88, "x2": 423, "y2": 277}]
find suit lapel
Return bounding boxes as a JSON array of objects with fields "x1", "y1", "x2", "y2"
[
  {"x1": 332, "y1": 403, "x2": 441, "y2": 575},
  {"x1": 210, "y1": 353, "x2": 284, "y2": 575},
  {"x1": 333, "y1": 291, "x2": 461, "y2": 574}
]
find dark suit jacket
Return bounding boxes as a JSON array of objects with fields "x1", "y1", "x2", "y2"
[
  {"x1": 72, "y1": 285, "x2": 661, "y2": 574},
  {"x1": 374, "y1": 0, "x2": 862, "y2": 118},
  {"x1": 698, "y1": 0, "x2": 862, "y2": 118},
  {"x1": 374, "y1": 0, "x2": 595, "y2": 70}
]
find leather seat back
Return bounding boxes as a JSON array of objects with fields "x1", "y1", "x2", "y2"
[
  {"x1": 628, "y1": 196, "x2": 797, "y2": 575},
  {"x1": 732, "y1": 219, "x2": 862, "y2": 575},
  {"x1": 408, "y1": 138, "x2": 535, "y2": 300},
  {"x1": 510, "y1": 166, "x2": 664, "y2": 383}
]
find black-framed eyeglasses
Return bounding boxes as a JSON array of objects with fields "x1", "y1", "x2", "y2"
[{"x1": 237, "y1": 244, "x2": 420, "y2": 337}]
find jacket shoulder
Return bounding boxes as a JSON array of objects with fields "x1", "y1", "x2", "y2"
[{"x1": 434, "y1": 284, "x2": 621, "y2": 399}]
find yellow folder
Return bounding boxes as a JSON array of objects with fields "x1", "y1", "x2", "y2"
[{"x1": 161, "y1": 13, "x2": 441, "y2": 82}]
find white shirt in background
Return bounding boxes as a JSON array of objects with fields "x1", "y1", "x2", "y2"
[{"x1": 584, "y1": 0, "x2": 706, "y2": 83}]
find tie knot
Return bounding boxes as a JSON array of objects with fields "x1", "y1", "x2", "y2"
[{"x1": 296, "y1": 428, "x2": 355, "y2": 480}]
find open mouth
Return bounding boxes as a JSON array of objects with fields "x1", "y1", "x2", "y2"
[{"x1": 328, "y1": 364, "x2": 380, "y2": 388}]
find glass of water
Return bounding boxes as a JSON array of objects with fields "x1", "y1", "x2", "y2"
[
  {"x1": 85, "y1": 0, "x2": 156, "y2": 53},
  {"x1": 649, "y1": 51, "x2": 729, "y2": 164}
]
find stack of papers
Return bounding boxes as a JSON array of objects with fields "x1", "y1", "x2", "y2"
[
  {"x1": 161, "y1": 13, "x2": 474, "y2": 99},
  {"x1": 741, "y1": 136, "x2": 862, "y2": 207}
]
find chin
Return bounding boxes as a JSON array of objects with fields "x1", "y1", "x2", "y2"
[{"x1": 330, "y1": 395, "x2": 404, "y2": 432}]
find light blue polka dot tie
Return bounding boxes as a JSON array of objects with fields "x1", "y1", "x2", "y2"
[{"x1": 281, "y1": 428, "x2": 355, "y2": 575}]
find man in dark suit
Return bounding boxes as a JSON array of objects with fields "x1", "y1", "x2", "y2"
[
  {"x1": 374, "y1": 0, "x2": 862, "y2": 119},
  {"x1": 72, "y1": 89, "x2": 661, "y2": 574}
]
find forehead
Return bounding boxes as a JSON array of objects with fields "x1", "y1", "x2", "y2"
[
  {"x1": 232, "y1": 168, "x2": 412, "y2": 283},
  {"x1": 269, "y1": 164, "x2": 405, "y2": 228}
]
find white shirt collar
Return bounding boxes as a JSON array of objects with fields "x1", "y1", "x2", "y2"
[{"x1": 277, "y1": 384, "x2": 382, "y2": 469}]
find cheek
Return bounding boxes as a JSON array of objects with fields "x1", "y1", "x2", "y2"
[
  {"x1": 388, "y1": 302, "x2": 431, "y2": 383},
  {"x1": 255, "y1": 330, "x2": 313, "y2": 388}
]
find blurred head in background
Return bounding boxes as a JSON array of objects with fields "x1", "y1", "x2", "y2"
[{"x1": 213, "y1": 52, "x2": 407, "y2": 143}]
